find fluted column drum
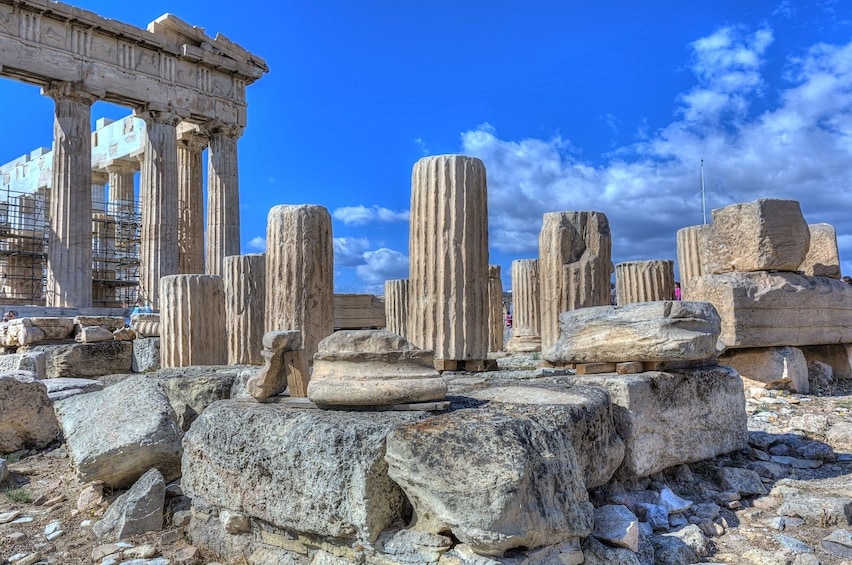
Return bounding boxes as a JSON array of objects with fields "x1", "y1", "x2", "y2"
[
  {"x1": 408, "y1": 155, "x2": 489, "y2": 362},
  {"x1": 615, "y1": 260, "x2": 675, "y2": 305},
  {"x1": 506, "y1": 259, "x2": 541, "y2": 352},
  {"x1": 225, "y1": 254, "x2": 266, "y2": 365},
  {"x1": 160, "y1": 274, "x2": 226, "y2": 367},
  {"x1": 384, "y1": 279, "x2": 409, "y2": 339},
  {"x1": 264, "y1": 205, "x2": 333, "y2": 364},
  {"x1": 488, "y1": 265, "x2": 503, "y2": 352}
]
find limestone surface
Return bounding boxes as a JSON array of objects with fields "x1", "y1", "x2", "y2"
[
  {"x1": 157, "y1": 366, "x2": 242, "y2": 430},
  {"x1": 719, "y1": 346, "x2": 809, "y2": 393},
  {"x1": 54, "y1": 375, "x2": 183, "y2": 488},
  {"x1": 75, "y1": 326, "x2": 114, "y2": 343},
  {"x1": 386, "y1": 407, "x2": 595, "y2": 556},
  {"x1": 544, "y1": 301, "x2": 721, "y2": 364},
  {"x1": 182, "y1": 401, "x2": 429, "y2": 545},
  {"x1": 8, "y1": 317, "x2": 74, "y2": 341},
  {"x1": 73, "y1": 316, "x2": 126, "y2": 332},
  {"x1": 580, "y1": 365, "x2": 748, "y2": 478},
  {"x1": 0, "y1": 351, "x2": 46, "y2": 379},
  {"x1": 307, "y1": 329, "x2": 447, "y2": 406},
  {"x1": 33, "y1": 341, "x2": 133, "y2": 378},
  {"x1": 463, "y1": 382, "x2": 625, "y2": 490},
  {"x1": 799, "y1": 223, "x2": 841, "y2": 278},
  {"x1": 686, "y1": 271, "x2": 852, "y2": 348},
  {"x1": 700, "y1": 199, "x2": 810, "y2": 274},
  {"x1": 0, "y1": 371, "x2": 60, "y2": 453},
  {"x1": 244, "y1": 330, "x2": 304, "y2": 400},
  {"x1": 93, "y1": 468, "x2": 166, "y2": 541},
  {"x1": 132, "y1": 337, "x2": 160, "y2": 373}
]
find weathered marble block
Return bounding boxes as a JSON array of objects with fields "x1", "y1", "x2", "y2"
[
  {"x1": 54, "y1": 375, "x2": 183, "y2": 488},
  {"x1": 33, "y1": 341, "x2": 133, "y2": 378},
  {"x1": 544, "y1": 301, "x2": 720, "y2": 364},
  {"x1": 386, "y1": 403, "x2": 595, "y2": 556},
  {"x1": 5, "y1": 317, "x2": 74, "y2": 345},
  {"x1": 156, "y1": 366, "x2": 242, "y2": 430},
  {"x1": 160, "y1": 274, "x2": 227, "y2": 367},
  {"x1": 307, "y1": 330, "x2": 447, "y2": 406},
  {"x1": 74, "y1": 315, "x2": 126, "y2": 332},
  {"x1": 580, "y1": 366, "x2": 748, "y2": 478},
  {"x1": 799, "y1": 223, "x2": 841, "y2": 278},
  {"x1": 719, "y1": 346, "x2": 809, "y2": 393},
  {"x1": 700, "y1": 198, "x2": 809, "y2": 274},
  {"x1": 0, "y1": 351, "x2": 46, "y2": 379},
  {"x1": 0, "y1": 371, "x2": 60, "y2": 453},
  {"x1": 131, "y1": 313, "x2": 160, "y2": 337},
  {"x1": 182, "y1": 401, "x2": 430, "y2": 546},
  {"x1": 686, "y1": 271, "x2": 852, "y2": 348}
]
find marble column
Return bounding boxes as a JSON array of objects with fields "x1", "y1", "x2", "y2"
[
  {"x1": 384, "y1": 279, "x2": 409, "y2": 339},
  {"x1": 408, "y1": 155, "x2": 489, "y2": 364},
  {"x1": 265, "y1": 205, "x2": 333, "y2": 364},
  {"x1": 177, "y1": 124, "x2": 207, "y2": 274},
  {"x1": 615, "y1": 260, "x2": 675, "y2": 305},
  {"x1": 225, "y1": 254, "x2": 266, "y2": 365},
  {"x1": 106, "y1": 159, "x2": 138, "y2": 217},
  {"x1": 136, "y1": 108, "x2": 181, "y2": 309},
  {"x1": 488, "y1": 265, "x2": 503, "y2": 352},
  {"x1": 204, "y1": 121, "x2": 242, "y2": 277},
  {"x1": 538, "y1": 211, "x2": 612, "y2": 352},
  {"x1": 676, "y1": 225, "x2": 706, "y2": 286},
  {"x1": 506, "y1": 259, "x2": 541, "y2": 352},
  {"x1": 91, "y1": 171, "x2": 107, "y2": 215},
  {"x1": 42, "y1": 82, "x2": 96, "y2": 308},
  {"x1": 160, "y1": 274, "x2": 226, "y2": 367}
]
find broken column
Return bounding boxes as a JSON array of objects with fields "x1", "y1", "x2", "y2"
[
  {"x1": 264, "y1": 205, "x2": 333, "y2": 364},
  {"x1": 43, "y1": 82, "x2": 96, "y2": 308},
  {"x1": 177, "y1": 124, "x2": 206, "y2": 275},
  {"x1": 205, "y1": 122, "x2": 243, "y2": 277},
  {"x1": 160, "y1": 274, "x2": 226, "y2": 367},
  {"x1": 538, "y1": 211, "x2": 612, "y2": 352},
  {"x1": 615, "y1": 260, "x2": 675, "y2": 305},
  {"x1": 506, "y1": 259, "x2": 542, "y2": 353},
  {"x1": 384, "y1": 279, "x2": 409, "y2": 339},
  {"x1": 676, "y1": 225, "x2": 706, "y2": 288},
  {"x1": 488, "y1": 265, "x2": 503, "y2": 353},
  {"x1": 137, "y1": 109, "x2": 181, "y2": 308},
  {"x1": 225, "y1": 254, "x2": 266, "y2": 365},
  {"x1": 408, "y1": 155, "x2": 489, "y2": 368}
]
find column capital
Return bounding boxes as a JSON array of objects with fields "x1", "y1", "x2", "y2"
[
  {"x1": 41, "y1": 81, "x2": 99, "y2": 104},
  {"x1": 105, "y1": 159, "x2": 140, "y2": 175},
  {"x1": 92, "y1": 171, "x2": 109, "y2": 185},
  {"x1": 134, "y1": 107, "x2": 184, "y2": 127},
  {"x1": 177, "y1": 123, "x2": 209, "y2": 152},
  {"x1": 200, "y1": 120, "x2": 244, "y2": 139}
]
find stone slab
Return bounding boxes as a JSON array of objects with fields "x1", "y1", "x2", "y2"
[
  {"x1": 0, "y1": 371, "x2": 60, "y2": 453},
  {"x1": 182, "y1": 400, "x2": 429, "y2": 546},
  {"x1": 799, "y1": 223, "x2": 841, "y2": 278},
  {"x1": 580, "y1": 365, "x2": 748, "y2": 478},
  {"x1": 34, "y1": 341, "x2": 133, "y2": 378},
  {"x1": 545, "y1": 301, "x2": 720, "y2": 364},
  {"x1": 719, "y1": 346, "x2": 809, "y2": 393},
  {"x1": 685, "y1": 271, "x2": 852, "y2": 348},
  {"x1": 0, "y1": 352, "x2": 46, "y2": 379}
]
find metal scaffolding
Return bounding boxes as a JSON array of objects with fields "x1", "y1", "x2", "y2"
[{"x1": 0, "y1": 185, "x2": 141, "y2": 307}]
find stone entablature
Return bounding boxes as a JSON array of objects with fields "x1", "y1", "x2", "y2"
[{"x1": 0, "y1": 2, "x2": 268, "y2": 127}]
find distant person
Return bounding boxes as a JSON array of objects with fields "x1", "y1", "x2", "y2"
[
  {"x1": 674, "y1": 281, "x2": 682, "y2": 300},
  {"x1": 843, "y1": 276, "x2": 852, "y2": 285},
  {"x1": 131, "y1": 298, "x2": 153, "y2": 316},
  {"x1": 2, "y1": 310, "x2": 17, "y2": 322},
  {"x1": 505, "y1": 312, "x2": 512, "y2": 327}
]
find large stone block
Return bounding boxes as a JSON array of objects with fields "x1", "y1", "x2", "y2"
[
  {"x1": 132, "y1": 337, "x2": 160, "y2": 373},
  {"x1": 464, "y1": 382, "x2": 625, "y2": 490},
  {"x1": 0, "y1": 371, "x2": 60, "y2": 453},
  {"x1": 801, "y1": 344, "x2": 852, "y2": 380},
  {"x1": 156, "y1": 366, "x2": 242, "y2": 431},
  {"x1": 544, "y1": 301, "x2": 720, "y2": 364},
  {"x1": 386, "y1": 404, "x2": 595, "y2": 556},
  {"x1": 33, "y1": 341, "x2": 133, "y2": 378},
  {"x1": 580, "y1": 366, "x2": 748, "y2": 478},
  {"x1": 799, "y1": 223, "x2": 841, "y2": 278},
  {"x1": 685, "y1": 271, "x2": 852, "y2": 348},
  {"x1": 0, "y1": 351, "x2": 46, "y2": 379},
  {"x1": 182, "y1": 401, "x2": 429, "y2": 545},
  {"x1": 719, "y1": 346, "x2": 809, "y2": 393},
  {"x1": 54, "y1": 375, "x2": 183, "y2": 488},
  {"x1": 700, "y1": 199, "x2": 809, "y2": 274}
]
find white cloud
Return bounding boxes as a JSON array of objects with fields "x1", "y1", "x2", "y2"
[
  {"x1": 248, "y1": 236, "x2": 266, "y2": 251},
  {"x1": 332, "y1": 205, "x2": 410, "y2": 226},
  {"x1": 355, "y1": 248, "x2": 409, "y2": 285},
  {"x1": 333, "y1": 237, "x2": 371, "y2": 266},
  {"x1": 460, "y1": 26, "x2": 852, "y2": 276}
]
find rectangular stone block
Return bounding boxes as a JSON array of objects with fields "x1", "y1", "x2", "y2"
[
  {"x1": 576, "y1": 362, "x2": 617, "y2": 375},
  {"x1": 799, "y1": 223, "x2": 841, "y2": 278},
  {"x1": 333, "y1": 294, "x2": 385, "y2": 330},
  {"x1": 686, "y1": 271, "x2": 852, "y2": 348},
  {"x1": 719, "y1": 346, "x2": 809, "y2": 393},
  {"x1": 700, "y1": 199, "x2": 809, "y2": 274},
  {"x1": 74, "y1": 315, "x2": 126, "y2": 332},
  {"x1": 581, "y1": 365, "x2": 748, "y2": 478}
]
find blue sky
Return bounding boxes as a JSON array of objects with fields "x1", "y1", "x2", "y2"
[{"x1": 1, "y1": 0, "x2": 851, "y2": 292}]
